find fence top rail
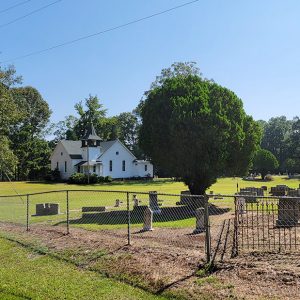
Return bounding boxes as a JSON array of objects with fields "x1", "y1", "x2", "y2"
[
  {"x1": 210, "y1": 194, "x2": 296, "y2": 199},
  {"x1": 0, "y1": 189, "x2": 205, "y2": 198}
]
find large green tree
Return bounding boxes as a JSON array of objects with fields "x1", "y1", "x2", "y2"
[
  {"x1": 285, "y1": 117, "x2": 300, "y2": 173},
  {"x1": 73, "y1": 95, "x2": 107, "y2": 139},
  {"x1": 260, "y1": 116, "x2": 292, "y2": 170},
  {"x1": 115, "y1": 112, "x2": 143, "y2": 157},
  {"x1": 139, "y1": 64, "x2": 261, "y2": 195},
  {"x1": 0, "y1": 66, "x2": 21, "y2": 178},
  {"x1": 9, "y1": 87, "x2": 52, "y2": 180},
  {"x1": 50, "y1": 115, "x2": 78, "y2": 144},
  {"x1": 252, "y1": 149, "x2": 279, "y2": 179}
]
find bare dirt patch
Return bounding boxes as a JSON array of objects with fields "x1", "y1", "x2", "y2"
[
  {"x1": 1, "y1": 222, "x2": 300, "y2": 299},
  {"x1": 0, "y1": 222, "x2": 204, "y2": 292}
]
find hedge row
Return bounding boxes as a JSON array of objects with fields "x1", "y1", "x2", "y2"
[{"x1": 68, "y1": 173, "x2": 112, "y2": 184}]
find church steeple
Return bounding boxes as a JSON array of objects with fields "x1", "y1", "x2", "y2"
[{"x1": 81, "y1": 122, "x2": 101, "y2": 147}]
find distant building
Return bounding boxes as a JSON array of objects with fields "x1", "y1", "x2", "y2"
[{"x1": 50, "y1": 124, "x2": 153, "y2": 180}]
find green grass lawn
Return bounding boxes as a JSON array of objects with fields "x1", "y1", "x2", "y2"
[
  {"x1": 0, "y1": 176, "x2": 299, "y2": 230},
  {"x1": 0, "y1": 237, "x2": 166, "y2": 300},
  {"x1": 0, "y1": 176, "x2": 298, "y2": 196}
]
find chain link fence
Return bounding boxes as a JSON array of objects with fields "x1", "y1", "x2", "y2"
[{"x1": 1, "y1": 189, "x2": 299, "y2": 264}]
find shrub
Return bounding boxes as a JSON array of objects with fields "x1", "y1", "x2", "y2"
[
  {"x1": 44, "y1": 168, "x2": 61, "y2": 182},
  {"x1": 104, "y1": 176, "x2": 113, "y2": 182},
  {"x1": 69, "y1": 173, "x2": 100, "y2": 184},
  {"x1": 89, "y1": 173, "x2": 98, "y2": 184},
  {"x1": 69, "y1": 173, "x2": 87, "y2": 184},
  {"x1": 264, "y1": 174, "x2": 274, "y2": 181},
  {"x1": 97, "y1": 176, "x2": 105, "y2": 183}
]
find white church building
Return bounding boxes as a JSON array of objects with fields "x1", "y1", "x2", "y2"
[{"x1": 50, "y1": 124, "x2": 153, "y2": 180}]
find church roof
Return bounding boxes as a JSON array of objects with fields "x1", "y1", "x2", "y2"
[
  {"x1": 61, "y1": 140, "x2": 82, "y2": 155},
  {"x1": 61, "y1": 139, "x2": 118, "y2": 158},
  {"x1": 81, "y1": 123, "x2": 101, "y2": 140}
]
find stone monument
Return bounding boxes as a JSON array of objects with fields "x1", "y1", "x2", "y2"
[
  {"x1": 193, "y1": 207, "x2": 205, "y2": 234},
  {"x1": 36, "y1": 203, "x2": 60, "y2": 216},
  {"x1": 276, "y1": 197, "x2": 300, "y2": 227},
  {"x1": 133, "y1": 194, "x2": 139, "y2": 207},
  {"x1": 149, "y1": 191, "x2": 161, "y2": 214},
  {"x1": 143, "y1": 207, "x2": 153, "y2": 231}
]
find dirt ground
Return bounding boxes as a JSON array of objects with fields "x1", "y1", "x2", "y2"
[{"x1": 0, "y1": 222, "x2": 300, "y2": 299}]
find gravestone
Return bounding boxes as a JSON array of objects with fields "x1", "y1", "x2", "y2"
[
  {"x1": 149, "y1": 191, "x2": 161, "y2": 214},
  {"x1": 237, "y1": 190, "x2": 257, "y2": 203},
  {"x1": 177, "y1": 191, "x2": 203, "y2": 208},
  {"x1": 276, "y1": 197, "x2": 300, "y2": 227},
  {"x1": 240, "y1": 187, "x2": 264, "y2": 196},
  {"x1": 143, "y1": 206, "x2": 153, "y2": 231},
  {"x1": 115, "y1": 199, "x2": 121, "y2": 207},
  {"x1": 82, "y1": 206, "x2": 106, "y2": 212},
  {"x1": 179, "y1": 190, "x2": 192, "y2": 205},
  {"x1": 288, "y1": 189, "x2": 300, "y2": 197},
  {"x1": 261, "y1": 186, "x2": 268, "y2": 191},
  {"x1": 236, "y1": 197, "x2": 246, "y2": 215},
  {"x1": 193, "y1": 207, "x2": 205, "y2": 234},
  {"x1": 133, "y1": 194, "x2": 139, "y2": 207},
  {"x1": 36, "y1": 203, "x2": 60, "y2": 216},
  {"x1": 271, "y1": 185, "x2": 288, "y2": 196}
]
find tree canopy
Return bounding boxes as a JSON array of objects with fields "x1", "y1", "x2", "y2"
[
  {"x1": 139, "y1": 64, "x2": 261, "y2": 194},
  {"x1": 9, "y1": 86, "x2": 52, "y2": 180},
  {"x1": 0, "y1": 67, "x2": 21, "y2": 178},
  {"x1": 252, "y1": 149, "x2": 279, "y2": 179}
]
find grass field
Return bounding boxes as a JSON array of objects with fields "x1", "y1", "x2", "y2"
[
  {"x1": 0, "y1": 237, "x2": 166, "y2": 300},
  {"x1": 0, "y1": 176, "x2": 299, "y2": 230},
  {"x1": 0, "y1": 176, "x2": 299, "y2": 196}
]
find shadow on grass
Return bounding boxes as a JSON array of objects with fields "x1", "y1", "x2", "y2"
[
  {"x1": 283, "y1": 176, "x2": 300, "y2": 181},
  {"x1": 24, "y1": 181, "x2": 68, "y2": 185},
  {"x1": 242, "y1": 178, "x2": 271, "y2": 182},
  {"x1": 25, "y1": 179, "x2": 175, "y2": 187},
  {"x1": 57, "y1": 205, "x2": 229, "y2": 226}
]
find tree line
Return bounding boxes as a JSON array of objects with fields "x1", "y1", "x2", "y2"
[
  {"x1": 257, "y1": 116, "x2": 300, "y2": 174},
  {"x1": 1, "y1": 62, "x2": 299, "y2": 194}
]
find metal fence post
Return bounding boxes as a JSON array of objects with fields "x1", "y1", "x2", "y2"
[
  {"x1": 26, "y1": 194, "x2": 29, "y2": 232},
  {"x1": 66, "y1": 190, "x2": 70, "y2": 234},
  {"x1": 127, "y1": 192, "x2": 131, "y2": 245},
  {"x1": 204, "y1": 195, "x2": 211, "y2": 263},
  {"x1": 231, "y1": 196, "x2": 239, "y2": 257}
]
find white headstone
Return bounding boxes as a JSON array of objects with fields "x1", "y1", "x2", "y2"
[
  {"x1": 143, "y1": 207, "x2": 153, "y2": 231},
  {"x1": 133, "y1": 195, "x2": 139, "y2": 207},
  {"x1": 193, "y1": 207, "x2": 205, "y2": 234}
]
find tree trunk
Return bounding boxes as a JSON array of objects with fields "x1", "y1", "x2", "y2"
[{"x1": 187, "y1": 179, "x2": 209, "y2": 208}]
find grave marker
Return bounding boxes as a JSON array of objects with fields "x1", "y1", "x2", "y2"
[
  {"x1": 193, "y1": 207, "x2": 205, "y2": 234},
  {"x1": 143, "y1": 207, "x2": 153, "y2": 231}
]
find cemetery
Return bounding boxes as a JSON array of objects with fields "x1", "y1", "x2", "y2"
[{"x1": 0, "y1": 178, "x2": 300, "y2": 300}]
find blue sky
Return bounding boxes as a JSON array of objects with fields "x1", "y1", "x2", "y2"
[{"x1": 1, "y1": 0, "x2": 300, "y2": 123}]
